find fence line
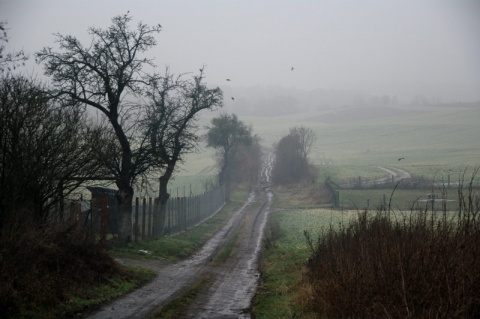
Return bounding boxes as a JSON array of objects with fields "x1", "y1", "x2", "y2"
[
  {"x1": 80, "y1": 184, "x2": 225, "y2": 242},
  {"x1": 131, "y1": 184, "x2": 226, "y2": 241}
]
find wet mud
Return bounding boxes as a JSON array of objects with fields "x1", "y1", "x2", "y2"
[{"x1": 85, "y1": 153, "x2": 275, "y2": 319}]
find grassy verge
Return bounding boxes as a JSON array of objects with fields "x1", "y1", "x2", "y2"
[
  {"x1": 253, "y1": 209, "x2": 354, "y2": 319},
  {"x1": 64, "y1": 266, "x2": 156, "y2": 318},
  {"x1": 111, "y1": 188, "x2": 250, "y2": 262}
]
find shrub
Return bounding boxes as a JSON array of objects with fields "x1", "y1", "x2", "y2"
[
  {"x1": 0, "y1": 219, "x2": 122, "y2": 318},
  {"x1": 303, "y1": 177, "x2": 480, "y2": 318}
]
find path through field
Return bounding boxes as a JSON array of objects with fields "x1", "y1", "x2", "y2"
[
  {"x1": 340, "y1": 166, "x2": 411, "y2": 188},
  {"x1": 85, "y1": 153, "x2": 275, "y2": 319}
]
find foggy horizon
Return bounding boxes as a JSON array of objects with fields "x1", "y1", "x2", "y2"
[{"x1": 2, "y1": 0, "x2": 479, "y2": 103}]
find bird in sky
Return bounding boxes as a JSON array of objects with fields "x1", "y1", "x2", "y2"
[
  {"x1": 226, "y1": 79, "x2": 231, "y2": 81},
  {"x1": 398, "y1": 157, "x2": 405, "y2": 161},
  {"x1": 231, "y1": 97, "x2": 235, "y2": 100},
  {"x1": 291, "y1": 66, "x2": 294, "y2": 71}
]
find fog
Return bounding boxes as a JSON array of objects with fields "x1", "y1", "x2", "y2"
[{"x1": 2, "y1": 0, "x2": 479, "y2": 105}]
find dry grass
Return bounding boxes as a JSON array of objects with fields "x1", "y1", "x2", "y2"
[
  {"x1": 274, "y1": 182, "x2": 332, "y2": 209},
  {"x1": 302, "y1": 177, "x2": 480, "y2": 318},
  {"x1": 0, "y1": 219, "x2": 138, "y2": 318}
]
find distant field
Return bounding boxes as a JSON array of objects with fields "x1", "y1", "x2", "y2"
[
  {"x1": 246, "y1": 105, "x2": 480, "y2": 182},
  {"x1": 339, "y1": 188, "x2": 461, "y2": 211},
  {"x1": 177, "y1": 104, "x2": 480, "y2": 190},
  {"x1": 312, "y1": 106, "x2": 479, "y2": 182}
]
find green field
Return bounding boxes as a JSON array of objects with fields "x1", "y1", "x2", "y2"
[
  {"x1": 254, "y1": 208, "x2": 357, "y2": 318},
  {"x1": 338, "y1": 188, "x2": 460, "y2": 211},
  {"x1": 179, "y1": 105, "x2": 480, "y2": 190}
]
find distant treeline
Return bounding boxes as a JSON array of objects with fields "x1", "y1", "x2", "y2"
[{"x1": 221, "y1": 86, "x2": 479, "y2": 117}]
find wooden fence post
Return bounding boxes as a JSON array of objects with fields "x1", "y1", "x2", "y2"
[
  {"x1": 100, "y1": 193, "x2": 108, "y2": 247},
  {"x1": 135, "y1": 197, "x2": 139, "y2": 243},
  {"x1": 148, "y1": 197, "x2": 152, "y2": 237},
  {"x1": 142, "y1": 198, "x2": 146, "y2": 240}
]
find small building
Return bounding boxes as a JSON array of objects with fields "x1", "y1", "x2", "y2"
[{"x1": 87, "y1": 186, "x2": 119, "y2": 235}]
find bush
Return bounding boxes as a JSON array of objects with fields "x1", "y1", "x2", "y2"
[
  {"x1": 303, "y1": 180, "x2": 480, "y2": 318},
  {"x1": 0, "y1": 220, "x2": 123, "y2": 318}
]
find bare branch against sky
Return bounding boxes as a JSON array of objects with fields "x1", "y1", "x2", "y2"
[{"x1": 2, "y1": 0, "x2": 479, "y2": 101}]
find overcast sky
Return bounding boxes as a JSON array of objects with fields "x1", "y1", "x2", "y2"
[{"x1": 2, "y1": 0, "x2": 479, "y2": 101}]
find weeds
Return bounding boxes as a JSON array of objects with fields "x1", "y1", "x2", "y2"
[
  {"x1": 303, "y1": 172, "x2": 480, "y2": 318},
  {"x1": 263, "y1": 217, "x2": 283, "y2": 251},
  {"x1": 0, "y1": 219, "x2": 154, "y2": 318}
]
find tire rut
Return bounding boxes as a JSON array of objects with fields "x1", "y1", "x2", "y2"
[
  {"x1": 85, "y1": 192, "x2": 259, "y2": 319},
  {"x1": 85, "y1": 153, "x2": 275, "y2": 319},
  {"x1": 183, "y1": 189, "x2": 273, "y2": 319}
]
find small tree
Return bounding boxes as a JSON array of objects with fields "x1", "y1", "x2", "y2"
[
  {"x1": 233, "y1": 136, "x2": 262, "y2": 184},
  {"x1": 145, "y1": 67, "x2": 223, "y2": 235},
  {"x1": 206, "y1": 113, "x2": 253, "y2": 190},
  {"x1": 36, "y1": 13, "x2": 162, "y2": 242},
  {"x1": 272, "y1": 126, "x2": 315, "y2": 184},
  {"x1": 290, "y1": 125, "x2": 316, "y2": 161}
]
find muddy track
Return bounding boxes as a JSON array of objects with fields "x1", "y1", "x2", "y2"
[
  {"x1": 85, "y1": 154, "x2": 275, "y2": 319},
  {"x1": 183, "y1": 189, "x2": 273, "y2": 318}
]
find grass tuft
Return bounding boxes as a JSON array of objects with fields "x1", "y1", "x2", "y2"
[{"x1": 304, "y1": 175, "x2": 480, "y2": 318}]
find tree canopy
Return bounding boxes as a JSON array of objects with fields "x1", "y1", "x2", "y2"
[
  {"x1": 145, "y1": 67, "x2": 223, "y2": 235},
  {"x1": 0, "y1": 21, "x2": 28, "y2": 73},
  {"x1": 0, "y1": 75, "x2": 104, "y2": 233},
  {"x1": 36, "y1": 13, "x2": 222, "y2": 240},
  {"x1": 206, "y1": 113, "x2": 254, "y2": 185},
  {"x1": 271, "y1": 126, "x2": 316, "y2": 184}
]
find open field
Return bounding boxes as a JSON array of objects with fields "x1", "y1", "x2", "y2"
[
  {"x1": 179, "y1": 104, "x2": 480, "y2": 190},
  {"x1": 338, "y1": 188, "x2": 461, "y2": 211}
]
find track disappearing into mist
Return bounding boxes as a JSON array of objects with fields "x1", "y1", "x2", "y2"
[{"x1": 86, "y1": 153, "x2": 275, "y2": 319}]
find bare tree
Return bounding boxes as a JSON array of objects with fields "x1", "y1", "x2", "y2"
[
  {"x1": 0, "y1": 21, "x2": 28, "y2": 73},
  {"x1": 145, "y1": 67, "x2": 223, "y2": 236},
  {"x1": 290, "y1": 125, "x2": 316, "y2": 161},
  {"x1": 272, "y1": 126, "x2": 315, "y2": 184},
  {"x1": 35, "y1": 13, "x2": 162, "y2": 242},
  {"x1": 0, "y1": 75, "x2": 104, "y2": 235}
]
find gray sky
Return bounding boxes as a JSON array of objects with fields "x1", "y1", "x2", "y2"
[{"x1": 2, "y1": 0, "x2": 480, "y2": 101}]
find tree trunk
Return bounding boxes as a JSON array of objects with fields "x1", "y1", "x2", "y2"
[
  {"x1": 111, "y1": 116, "x2": 134, "y2": 244},
  {"x1": 116, "y1": 183, "x2": 134, "y2": 244},
  {"x1": 156, "y1": 165, "x2": 173, "y2": 237}
]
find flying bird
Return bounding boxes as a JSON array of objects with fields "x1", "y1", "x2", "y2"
[
  {"x1": 226, "y1": 79, "x2": 231, "y2": 81},
  {"x1": 231, "y1": 97, "x2": 235, "y2": 100},
  {"x1": 291, "y1": 66, "x2": 294, "y2": 71},
  {"x1": 398, "y1": 157, "x2": 405, "y2": 161}
]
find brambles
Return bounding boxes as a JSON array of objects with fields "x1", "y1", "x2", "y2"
[{"x1": 303, "y1": 174, "x2": 480, "y2": 318}]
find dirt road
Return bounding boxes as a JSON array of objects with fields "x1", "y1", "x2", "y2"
[
  {"x1": 339, "y1": 166, "x2": 411, "y2": 188},
  {"x1": 183, "y1": 190, "x2": 273, "y2": 319},
  {"x1": 86, "y1": 154, "x2": 275, "y2": 319}
]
